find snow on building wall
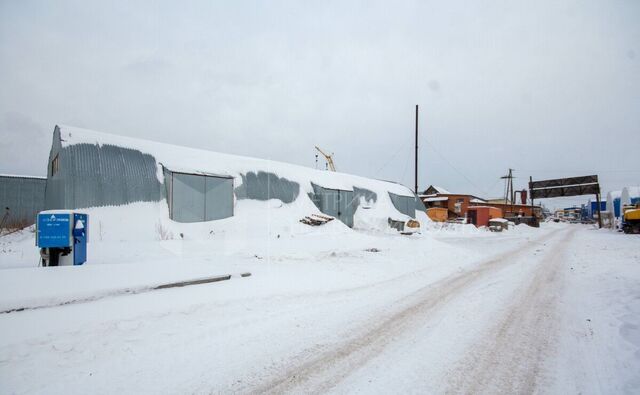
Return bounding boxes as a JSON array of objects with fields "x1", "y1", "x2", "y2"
[
  {"x1": 584, "y1": 199, "x2": 605, "y2": 219},
  {"x1": 621, "y1": 186, "x2": 640, "y2": 207},
  {"x1": 606, "y1": 190, "x2": 622, "y2": 218},
  {"x1": 43, "y1": 125, "x2": 426, "y2": 238},
  {"x1": 0, "y1": 174, "x2": 46, "y2": 229}
]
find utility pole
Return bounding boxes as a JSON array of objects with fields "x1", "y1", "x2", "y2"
[
  {"x1": 501, "y1": 168, "x2": 515, "y2": 203},
  {"x1": 415, "y1": 104, "x2": 419, "y2": 194},
  {"x1": 509, "y1": 169, "x2": 514, "y2": 214},
  {"x1": 501, "y1": 168, "x2": 515, "y2": 215}
]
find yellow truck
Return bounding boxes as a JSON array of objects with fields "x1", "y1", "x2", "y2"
[{"x1": 622, "y1": 203, "x2": 640, "y2": 234}]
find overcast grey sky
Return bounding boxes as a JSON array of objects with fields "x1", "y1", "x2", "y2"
[{"x1": 1, "y1": 0, "x2": 638, "y2": 208}]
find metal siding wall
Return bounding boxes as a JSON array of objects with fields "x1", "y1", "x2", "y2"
[
  {"x1": 205, "y1": 177, "x2": 233, "y2": 220},
  {"x1": 104, "y1": 145, "x2": 127, "y2": 205},
  {"x1": 389, "y1": 192, "x2": 417, "y2": 218},
  {"x1": 0, "y1": 176, "x2": 46, "y2": 228},
  {"x1": 172, "y1": 173, "x2": 206, "y2": 223},
  {"x1": 414, "y1": 195, "x2": 426, "y2": 211},
  {"x1": 353, "y1": 187, "x2": 377, "y2": 204},
  {"x1": 235, "y1": 171, "x2": 299, "y2": 203},
  {"x1": 45, "y1": 142, "x2": 162, "y2": 210}
]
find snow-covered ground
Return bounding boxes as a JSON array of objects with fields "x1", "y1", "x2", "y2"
[{"x1": 0, "y1": 222, "x2": 638, "y2": 394}]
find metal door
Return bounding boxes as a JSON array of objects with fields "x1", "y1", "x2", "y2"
[
  {"x1": 338, "y1": 190, "x2": 355, "y2": 227},
  {"x1": 205, "y1": 176, "x2": 233, "y2": 220},
  {"x1": 172, "y1": 173, "x2": 206, "y2": 223}
]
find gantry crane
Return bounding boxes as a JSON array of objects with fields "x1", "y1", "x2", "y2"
[{"x1": 314, "y1": 146, "x2": 336, "y2": 172}]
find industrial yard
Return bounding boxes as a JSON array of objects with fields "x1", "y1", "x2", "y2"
[
  {"x1": 2, "y1": 1, "x2": 640, "y2": 394},
  {"x1": 0, "y1": 221, "x2": 638, "y2": 393}
]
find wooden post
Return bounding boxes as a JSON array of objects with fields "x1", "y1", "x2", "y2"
[
  {"x1": 596, "y1": 192, "x2": 603, "y2": 228},
  {"x1": 529, "y1": 176, "x2": 535, "y2": 222},
  {"x1": 414, "y1": 105, "x2": 419, "y2": 194}
]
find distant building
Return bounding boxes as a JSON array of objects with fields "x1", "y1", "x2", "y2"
[
  {"x1": 479, "y1": 202, "x2": 541, "y2": 219},
  {"x1": 420, "y1": 185, "x2": 487, "y2": 220},
  {"x1": 423, "y1": 185, "x2": 451, "y2": 195},
  {"x1": 583, "y1": 200, "x2": 605, "y2": 220},
  {"x1": 0, "y1": 174, "x2": 46, "y2": 229}
]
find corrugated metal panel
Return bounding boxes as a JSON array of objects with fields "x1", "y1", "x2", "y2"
[
  {"x1": 389, "y1": 192, "x2": 423, "y2": 218},
  {"x1": 45, "y1": 127, "x2": 162, "y2": 210},
  {"x1": 0, "y1": 176, "x2": 46, "y2": 228},
  {"x1": 415, "y1": 195, "x2": 426, "y2": 211},
  {"x1": 353, "y1": 187, "x2": 377, "y2": 205},
  {"x1": 235, "y1": 171, "x2": 300, "y2": 203}
]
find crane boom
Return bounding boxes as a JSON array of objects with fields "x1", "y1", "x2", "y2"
[{"x1": 314, "y1": 146, "x2": 336, "y2": 172}]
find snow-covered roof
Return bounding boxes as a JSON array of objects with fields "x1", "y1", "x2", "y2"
[
  {"x1": 57, "y1": 125, "x2": 416, "y2": 197},
  {"x1": 489, "y1": 218, "x2": 508, "y2": 223},
  {"x1": 470, "y1": 198, "x2": 486, "y2": 203},
  {"x1": 431, "y1": 185, "x2": 451, "y2": 194},
  {"x1": 424, "y1": 196, "x2": 448, "y2": 202}
]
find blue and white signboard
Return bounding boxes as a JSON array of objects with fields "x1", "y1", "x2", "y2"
[{"x1": 37, "y1": 213, "x2": 72, "y2": 248}]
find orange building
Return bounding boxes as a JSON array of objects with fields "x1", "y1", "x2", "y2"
[
  {"x1": 421, "y1": 185, "x2": 541, "y2": 224},
  {"x1": 421, "y1": 186, "x2": 487, "y2": 220},
  {"x1": 477, "y1": 203, "x2": 541, "y2": 218},
  {"x1": 467, "y1": 206, "x2": 503, "y2": 227}
]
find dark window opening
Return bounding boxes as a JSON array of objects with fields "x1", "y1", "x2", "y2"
[{"x1": 51, "y1": 154, "x2": 59, "y2": 176}]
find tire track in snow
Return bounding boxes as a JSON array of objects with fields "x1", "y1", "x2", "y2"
[
  {"x1": 445, "y1": 227, "x2": 576, "y2": 394},
  {"x1": 240, "y1": 229, "x2": 564, "y2": 394}
]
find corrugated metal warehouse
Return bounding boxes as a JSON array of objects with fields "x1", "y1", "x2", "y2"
[
  {"x1": 44, "y1": 125, "x2": 426, "y2": 231},
  {"x1": 0, "y1": 174, "x2": 46, "y2": 229}
]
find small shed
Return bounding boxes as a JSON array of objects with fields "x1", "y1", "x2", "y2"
[
  {"x1": 426, "y1": 207, "x2": 448, "y2": 222},
  {"x1": 467, "y1": 206, "x2": 503, "y2": 227}
]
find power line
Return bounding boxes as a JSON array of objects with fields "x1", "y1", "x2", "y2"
[
  {"x1": 374, "y1": 139, "x2": 411, "y2": 176},
  {"x1": 423, "y1": 139, "x2": 488, "y2": 196}
]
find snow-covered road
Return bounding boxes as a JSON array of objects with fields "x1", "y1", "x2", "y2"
[{"x1": 1, "y1": 224, "x2": 638, "y2": 394}]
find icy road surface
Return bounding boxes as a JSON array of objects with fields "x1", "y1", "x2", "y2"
[{"x1": 1, "y1": 224, "x2": 638, "y2": 394}]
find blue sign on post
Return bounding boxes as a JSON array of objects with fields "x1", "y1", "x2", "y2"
[
  {"x1": 37, "y1": 211, "x2": 89, "y2": 266},
  {"x1": 37, "y1": 213, "x2": 72, "y2": 248}
]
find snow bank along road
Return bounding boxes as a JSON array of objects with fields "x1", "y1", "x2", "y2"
[{"x1": 1, "y1": 224, "x2": 638, "y2": 394}]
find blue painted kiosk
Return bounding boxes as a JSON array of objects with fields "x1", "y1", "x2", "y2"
[{"x1": 36, "y1": 210, "x2": 88, "y2": 266}]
